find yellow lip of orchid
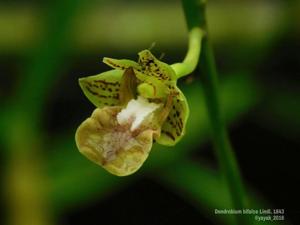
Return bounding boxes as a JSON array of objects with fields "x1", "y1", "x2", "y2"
[
  {"x1": 75, "y1": 97, "x2": 161, "y2": 176},
  {"x1": 76, "y1": 50, "x2": 190, "y2": 176}
]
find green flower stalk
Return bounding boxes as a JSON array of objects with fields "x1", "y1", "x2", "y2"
[{"x1": 75, "y1": 46, "x2": 204, "y2": 176}]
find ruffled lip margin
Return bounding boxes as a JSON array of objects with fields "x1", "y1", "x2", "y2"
[{"x1": 75, "y1": 103, "x2": 160, "y2": 176}]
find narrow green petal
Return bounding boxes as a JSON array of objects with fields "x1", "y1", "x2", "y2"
[
  {"x1": 103, "y1": 57, "x2": 141, "y2": 71},
  {"x1": 138, "y1": 49, "x2": 177, "y2": 81},
  {"x1": 78, "y1": 69, "x2": 123, "y2": 108}
]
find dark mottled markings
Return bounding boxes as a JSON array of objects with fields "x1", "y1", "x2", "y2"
[
  {"x1": 85, "y1": 82, "x2": 120, "y2": 100},
  {"x1": 148, "y1": 98, "x2": 163, "y2": 104},
  {"x1": 93, "y1": 80, "x2": 120, "y2": 95},
  {"x1": 85, "y1": 82, "x2": 92, "y2": 87},
  {"x1": 105, "y1": 59, "x2": 126, "y2": 70},
  {"x1": 164, "y1": 97, "x2": 184, "y2": 140},
  {"x1": 145, "y1": 58, "x2": 154, "y2": 66},
  {"x1": 148, "y1": 67, "x2": 168, "y2": 80},
  {"x1": 135, "y1": 67, "x2": 142, "y2": 72},
  {"x1": 94, "y1": 79, "x2": 120, "y2": 86},
  {"x1": 103, "y1": 102, "x2": 116, "y2": 106},
  {"x1": 162, "y1": 130, "x2": 175, "y2": 141},
  {"x1": 178, "y1": 118, "x2": 183, "y2": 130},
  {"x1": 139, "y1": 58, "x2": 170, "y2": 81},
  {"x1": 82, "y1": 78, "x2": 122, "y2": 107},
  {"x1": 86, "y1": 86, "x2": 98, "y2": 96},
  {"x1": 112, "y1": 94, "x2": 119, "y2": 99}
]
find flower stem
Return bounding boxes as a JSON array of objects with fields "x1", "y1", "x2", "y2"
[
  {"x1": 181, "y1": 0, "x2": 249, "y2": 224},
  {"x1": 171, "y1": 27, "x2": 205, "y2": 78}
]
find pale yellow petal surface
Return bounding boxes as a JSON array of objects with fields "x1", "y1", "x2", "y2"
[{"x1": 75, "y1": 107, "x2": 154, "y2": 176}]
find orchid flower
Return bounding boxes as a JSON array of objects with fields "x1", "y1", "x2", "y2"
[{"x1": 75, "y1": 50, "x2": 189, "y2": 176}]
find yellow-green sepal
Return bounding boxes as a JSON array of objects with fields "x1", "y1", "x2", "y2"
[{"x1": 79, "y1": 69, "x2": 123, "y2": 108}]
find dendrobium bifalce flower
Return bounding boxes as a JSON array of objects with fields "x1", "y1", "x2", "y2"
[{"x1": 75, "y1": 50, "x2": 189, "y2": 176}]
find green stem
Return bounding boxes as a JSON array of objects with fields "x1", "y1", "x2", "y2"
[
  {"x1": 200, "y1": 36, "x2": 249, "y2": 225},
  {"x1": 181, "y1": 0, "x2": 249, "y2": 224},
  {"x1": 171, "y1": 27, "x2": 204, "y2": 78}
]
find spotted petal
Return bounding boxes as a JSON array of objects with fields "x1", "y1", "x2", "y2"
[
  {"x1": 155, "y1": 87, "x2": 189, "y2": 146},
  {"x1": 79, "y1": 70, "x2": 123, "y2": 108},
  {"x1": 138, "y1": 50, "x2": 177, "y2": 82}
]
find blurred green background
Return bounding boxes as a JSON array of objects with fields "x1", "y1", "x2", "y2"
[{"x1": 0, "y1": 0, "x2": 299, "y2": 225}]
